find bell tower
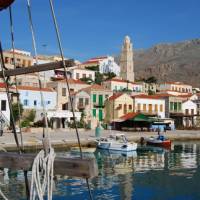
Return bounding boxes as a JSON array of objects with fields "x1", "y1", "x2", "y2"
[{"x1": 120, "y1": 36, "x2": 135, "y2": 82}]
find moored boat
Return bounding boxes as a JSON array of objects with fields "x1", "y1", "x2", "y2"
[
  {"x1": 145, "y1": 135, "x2": 171, "y2": 148},
  {"x1": 96, "y1": 134, "x2": 137, "y2": 152}
]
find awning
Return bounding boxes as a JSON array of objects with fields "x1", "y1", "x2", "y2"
[{"x1": 114, "y1": 112, "x2": 156, "y2": 123}]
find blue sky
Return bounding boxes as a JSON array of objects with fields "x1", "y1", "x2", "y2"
[{"x1": 0, "y1": 0, "x2": 200, "y2": 61}]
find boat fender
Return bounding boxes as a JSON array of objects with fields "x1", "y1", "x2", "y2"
[{"x1": 122, "y1": 144, "x2": 127, "y2": 148}]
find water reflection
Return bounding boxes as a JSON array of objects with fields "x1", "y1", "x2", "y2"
[{"x1": 0, "y1": 142, "x2": 200, "y2": 199}]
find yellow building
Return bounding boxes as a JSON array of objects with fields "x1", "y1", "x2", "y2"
[{"x1": 104, "y1": 93, "x2": 134, "y2": 123}]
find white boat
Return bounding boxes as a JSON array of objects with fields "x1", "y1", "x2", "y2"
[{"x1": 96, "y1": 134, "x2": 137, "y2": 152}]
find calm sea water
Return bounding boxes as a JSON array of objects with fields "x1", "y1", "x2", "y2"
[{"x1": 0, "y1": 141, "x2": 200, "y2": 200}]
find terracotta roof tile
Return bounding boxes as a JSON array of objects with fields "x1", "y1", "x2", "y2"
[
  {"x1": 108, "y1": 93, "x2": 123, "y2": 101},
  {"x1": 17, "y1": 86, "x2": 54, "y2": 92},
  {"x1": 132, "y1": 94, "x2": 165, "y2": 100}
]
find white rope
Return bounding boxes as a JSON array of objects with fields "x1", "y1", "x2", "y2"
[{"x1": 30, "y1": 148, "x2": 56, "y2": 200}]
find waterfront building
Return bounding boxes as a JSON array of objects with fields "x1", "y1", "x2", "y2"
[
  {"x1": 159, "y1": 82, "x2": 192, "y2": 94},
  {"x1": 120, "y1": 36, "x2": 135, "y2": 82},
  {"x1": 104, "y1": 93, "x2": 134, "y2": 123},
  {"x1": 70, "y1": 90, "x2": 91, "y2": 112},
  {"x1": 18, "y1": 86, "x2": 57, "y2": 110},
  {"x1": 47, "y1": 79, "x2": 89, "y2": 110},
  {"x1": 132, "y1": 94, "x2": 165, "y2": 119},
  {"x1": 142, "y1": 82, "x2": 158, "y2": 94},
  {"x1": 103, "y1": 78, "x2": 143, "y2": 93},
  {"x1": 81, "y1": 84, "x2": 112, "y2": 124},
  {"x1": 182, "y1": 100, "x2": 197, "y2": 127}
]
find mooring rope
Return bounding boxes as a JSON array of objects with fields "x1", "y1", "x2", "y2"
[
  {"x1": 30, "y1": 147, "x2": 55, "y2": 200},
  {"x1": 48, "y1": 1, "x2": 94, "y2": 199}
]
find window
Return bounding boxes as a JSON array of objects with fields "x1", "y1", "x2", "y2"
[
  {"x1": 149, "y1": 104, "x2": 152, "y2": 112},
  {"x1": 1, "y1": 100, "x2": 6, "y2": 111},
  {"x1": 185, "y1": 109, "x2": 189, "y2": 115},
  {"x1": 23, "y1": 60, "x2": 26, "y2": 67},
  {"x1": 47, "y1": 101, "x2": 51, "y2": 105},
  {"x1": 178, "y1": 102, "x2": 182, "y2": 111},
  {"x1": 89, "y1": 74, "x2": 92, "y2": 79},
  {"x1": 79, "y1": 98, "x2": 84, "y2": 106},
  {"x1": 34, "y1": 100, "x2": 37, "y2": 106},
  {"x1": 85, "y1": 98, "x2": 89, "y2": 105},
  {"x1": 174, "y1": 102, "x2": 178, "y2": 111},
  {"x1": 99, "y1": 109, "x2": 103, "y2": 121},
  {"x1": 93, "y1": 94, "x2": 96, "y2": 103},
  {"x1": 62, "y1": 88, "x2": 66, "y2": 96},
  {"x1": 76, "y1": 73, "x2": 79, "y2": 79},
  {"x1": 124, "y1": 104, "x2": 127, "y2": 114},
  {"x1": 83, "y1": 74, "x2": 86, "y2": 78},
  {"x1": 170, "y1": 102, "x2": 173, "y2": 111},
  {"x1": 143, "y1": 104, "x2": 146, "y2": 111},
  {"x1": 24, "y1": 99, "x2": 29, "y2": 106},
  {"x1": 129, "y1": 105, "x2": 132, "y2": 110},
  {"x1": 160, "y1": 104, "x2": 163, "y2": 112},
  {"x1": 137, "y1": 103, "x2": 141, "y2": 111},
  {"x1": 191, "y1": 109, "x2": 194, "y2": 115},
  {"x1": 5, "y1": 57, "x2": 9, "y2": 64},
  {"x1": 155, "y1": 104, "x2": 158, "y2": 112}
]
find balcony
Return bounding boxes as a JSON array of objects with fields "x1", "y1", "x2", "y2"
[{"x1": 93, "y1": 102, "x2": 104, "y2": 108}]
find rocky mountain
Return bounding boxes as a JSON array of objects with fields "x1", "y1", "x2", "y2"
[{"x1": 121, "y1": 39, "x2": 200, "y2": 87}]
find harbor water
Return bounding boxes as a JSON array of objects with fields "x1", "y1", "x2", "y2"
[{"x1": 0, "y1": 141, "x2": 200, "y2": 200}]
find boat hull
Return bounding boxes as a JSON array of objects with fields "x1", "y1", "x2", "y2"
[
  {"x1": 146, "y1": 139, "x2": 171, "y2": 148},
  {"x1": 97, "y1": 142, "x2": 137, "y2": 152}
]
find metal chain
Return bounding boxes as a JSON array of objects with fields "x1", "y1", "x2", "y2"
[{"x1": 48, "y1": 1, "x2": 94, "y2": 199}]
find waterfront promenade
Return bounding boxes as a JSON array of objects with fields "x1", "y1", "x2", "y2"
[{"x1": 0, "y1": 129, "x2": 200, "y2": 150}]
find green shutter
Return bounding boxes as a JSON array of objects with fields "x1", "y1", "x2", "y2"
[
  {"x1": 99, "y1": 95, "x2": 103, "y2": 106},
  {"x1": 99, "y1": 109, "x2": 103, "y2": 121},
  {"x1": 170, "y1": 102, "x2": 173, "y2": 111},
  {"x1": 92, "y1": 109, "x2": 96, "y2": 117},
  {"x1": 174, "y1": 102, "x2": 178, "y2": 111},
  {"x1": 93, "y1": 94, "x2": 96, "y2": 103}
]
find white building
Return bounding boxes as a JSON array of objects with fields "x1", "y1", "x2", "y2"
[
  {"x1": 69, "y1": 67, "x2": 95, "y2": 81},
  {"x1": 159, "y1": 82, "x2": 192, "y2": 94},
  {"x1": 182, "y1": 100, "x2": 197, "y2": 127},
  {"x1": 103, "y1": 78, "x2": 143, "y2": 93},
  {"x1": 99, "y1": 56, "x2": 120, "y2": 76},
  {"x1": 0, "y1": 92, "x2": 10, "y2": 125},
  {"x1": 18, "y1": 86, "x2": 57, "y2": 110},
  {"x1": 132, "y1": 94, "x2": 165, "y2": 118}
]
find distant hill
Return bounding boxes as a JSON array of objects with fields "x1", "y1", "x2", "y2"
[{"x1": 117, "y1": 39, "x2": 200, "y2": 87}]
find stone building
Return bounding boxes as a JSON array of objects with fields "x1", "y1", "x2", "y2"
[{"x1": 120, "y1": 36, "x2": 135, "y2": 82}]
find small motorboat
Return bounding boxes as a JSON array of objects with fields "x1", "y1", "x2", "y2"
[
  {"x1": 96, "y1": 134, "x2": 137, "y2": 152},
  {"x1": 144, "y1": 135, "x2": 171, "y2": 148}
]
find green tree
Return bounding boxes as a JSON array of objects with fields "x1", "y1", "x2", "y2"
[
  {"x1": 80, "y1": 77, "x2": 94, "y2": 84},
  {"x1": 145, "y1": 76, "x2": 157, "y2": 84},
  {"x1": 26, "y1": 109, "x2": 36, "y2": 122},
  {"x1": 12, "y1": 103, "x2": 23, "y2": 122},
  {"x1": 95, "y1": 72, "x2": 104, "y2": 84}
]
